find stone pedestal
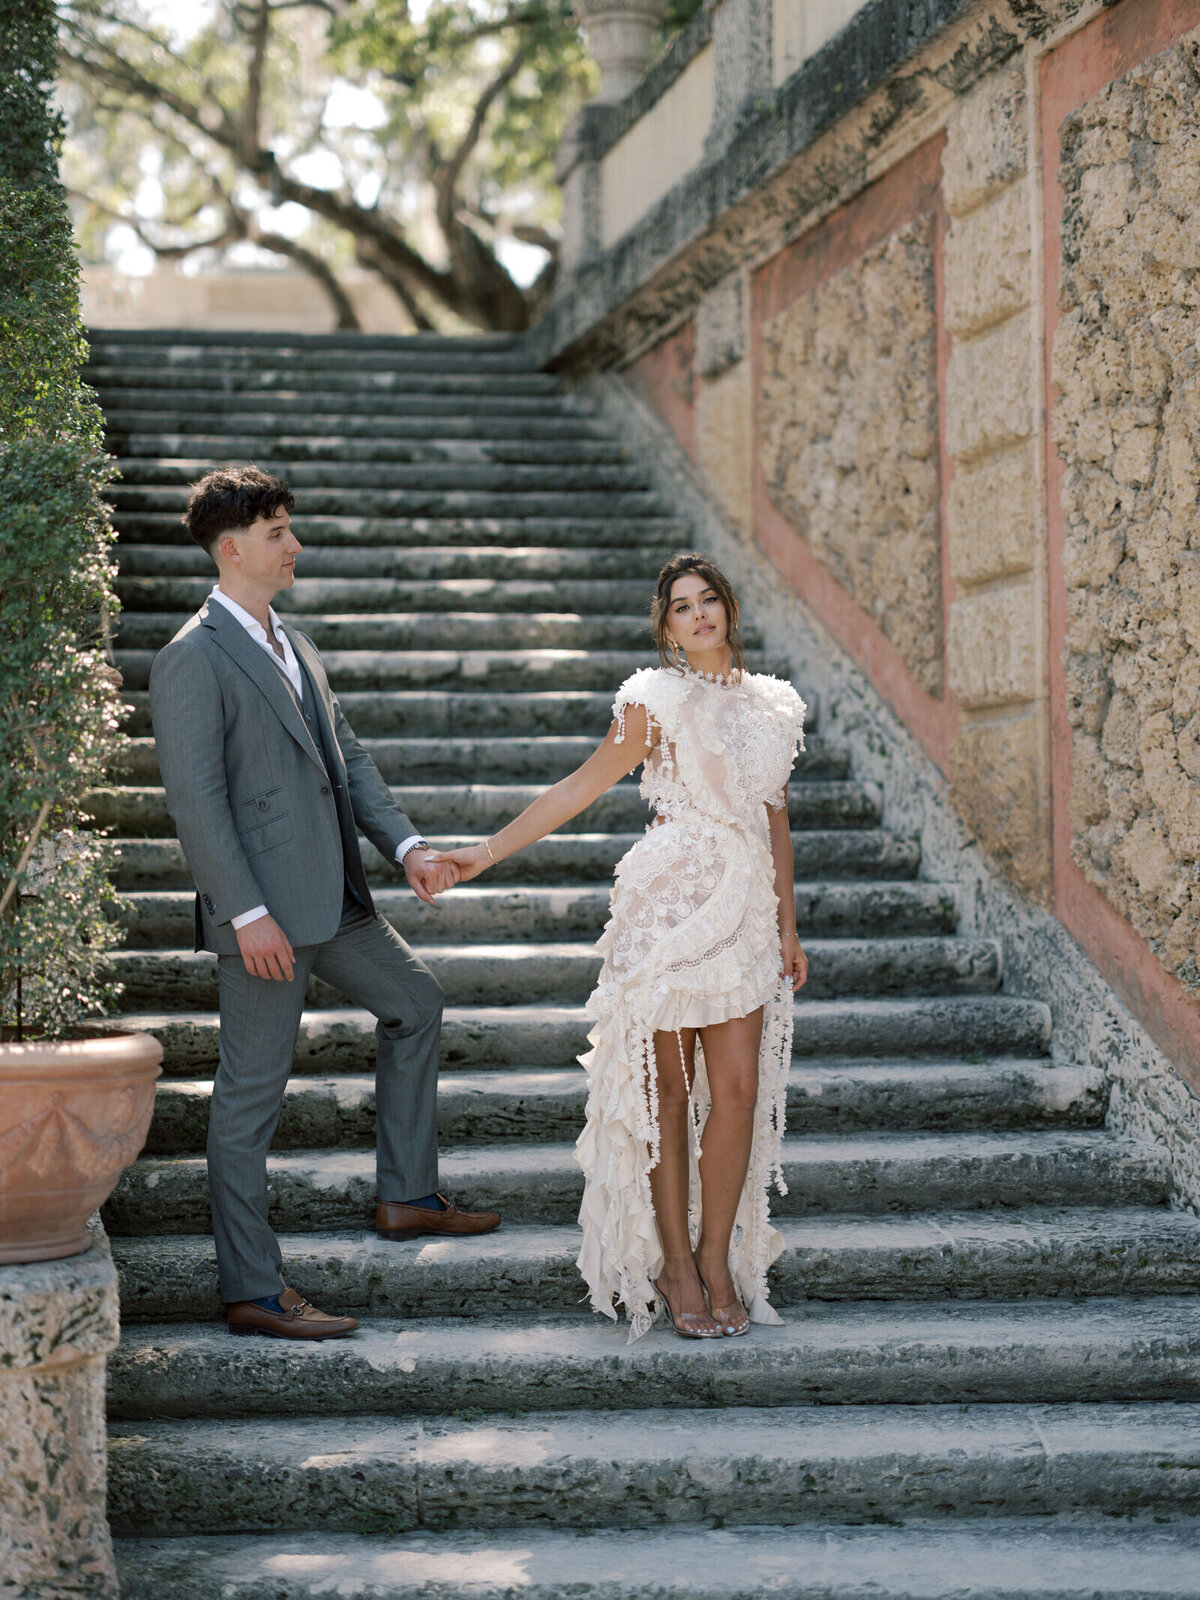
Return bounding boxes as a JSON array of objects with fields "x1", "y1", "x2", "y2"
[{"x1": 0, "y1": 1217, "x2": 120, "y2": 1598}]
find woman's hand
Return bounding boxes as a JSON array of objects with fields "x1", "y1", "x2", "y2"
[
  {"x1": 425, "y1": 842, "x2": 492, "y2": 887},
  {"x1": 780, "y1": 931, "x2": 808, "y2": 991}
]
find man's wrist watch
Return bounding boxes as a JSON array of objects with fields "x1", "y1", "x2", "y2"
[{"x1": 402, "y1": 839, "x2": 430, "y2": 861}]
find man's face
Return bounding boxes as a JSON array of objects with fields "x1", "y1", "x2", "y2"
[{"x1": 219, "y1": 506, "x2": 302, "y2": 592}]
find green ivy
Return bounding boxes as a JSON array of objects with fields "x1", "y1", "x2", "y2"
[{"x1": 0, "y1": 0, "x2": 126, "y2": 1037}]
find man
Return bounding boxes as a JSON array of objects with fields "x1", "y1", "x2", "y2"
[{"x1": 149, "y1": 464, "x2": 500, "y2": 1341}]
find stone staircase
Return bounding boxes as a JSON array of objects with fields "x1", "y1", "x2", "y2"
[{"x1": 86, "y1": 328, "x2": 1200, "y2": 1597}]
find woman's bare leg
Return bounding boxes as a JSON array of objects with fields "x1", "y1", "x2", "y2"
[
  {"x1": 647, "y1": 1027, "x2": 721, "y2": 1332},
  {"x1": 694, "y1": 1008, "x2": 763, "y2": 1322}
]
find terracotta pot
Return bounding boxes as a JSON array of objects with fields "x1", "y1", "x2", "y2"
[{"x1": 0, "y1": 1031, "x2": 162, "y2": 1264}]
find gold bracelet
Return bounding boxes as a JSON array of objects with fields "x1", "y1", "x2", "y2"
[{"x1": 484, "y1": 837, "x2": 497, "y2": 865}]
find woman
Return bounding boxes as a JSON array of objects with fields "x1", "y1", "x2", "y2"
[{"x1": 431, "y1": 553, "x2": 808, "y2": 1340}]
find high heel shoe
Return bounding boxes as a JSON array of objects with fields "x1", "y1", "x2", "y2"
[
  {"x1": 694, "y1": 1262, "x2": 750, "y2": 1337},
  {"x1": 652, "y1": 1277, "x2": 724, "y2": 1339}
]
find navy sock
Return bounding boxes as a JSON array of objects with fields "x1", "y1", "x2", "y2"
[
  {"x1": 403, "y1": 1193, "x2": 446, "y2": 1211},
  {"x1": 251, "y1": 1294, "x2": 285, "y2": 1313}
]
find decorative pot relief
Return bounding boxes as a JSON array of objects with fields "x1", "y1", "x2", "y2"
[{"x1": 0, "y1": 1031, "x2": 162, "y2": 1263}]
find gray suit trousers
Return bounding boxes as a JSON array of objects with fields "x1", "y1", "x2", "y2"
[{"x1": 207, "y1": 911, "x2": 442, "y2": 1303}]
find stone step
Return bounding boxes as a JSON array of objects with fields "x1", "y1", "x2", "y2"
[
  {"x1": 115, "y1": 458, "x2": 652, "y2": 494},
  {"x1": 87, "y1": 342, "x2": 534, "y2": 374},
  {"x1": 114, "y1": 688, "x2": 628, "y2": 738},
  {"x1": 86, "y1": 327, "x2": 521, "y2": 353},
  {"x1": 105, "y1": 1297, "x2": 1200, "y2": 1421},
  {"x1": 113, "y1": 646, "x2": 779, "y2": 693},
  {"x1": 87, "y1": 778, "x2": 869, "y2": 838},
  {"x1": 116, "y1": 575, "x2": 662, "y2": 616},
  {"x1": 111, "y1": 826, "x2": 907, "y2": 891},
  {"x1": 142, "y1": 1060, "x2": 1107, "y2": 1155},
  {"x1": 115, "y1": 612, "x2": 668, "y2": 652},
  {"x1": 102, "y1": 1129, "x2": 1166, "y2": 1237},
  {"x1": 118, "y1": 683, "x2": 814, "y2": 739},
  {"x1": 108, "y1": 935, "x2": 1003, "y2": 1012},
  {"x1": 110, "y1": 1519, "x2": 1200, "y2": 1600},
  {"x1": 84, "y1": 364, "x2": 562, "y2": 395},
  {"x1": 118, "y1": 877, "x2": 942, "y2": 949},
  {"x1": 111, "y1": 434, "x2": 631, "y2": 466},
  {"x1": 110, "y1": 487, "x2": 665, "y2": 519},
  {"x1": 116, "y1": 546, "x2": 676, "y2": 583},
  {"x1": 96, "y1": 386, "x2": 586, "y2": 420},
  {"x1": 103, "y1": 408, "x2": 605, "y2": 441},
  {"x1": 109, "y1": 1206, "x2": 1200, "y2": 1323},
  {"x1": 114, "y1": 732, "x2": 848, "y2": 788},
  {"x1": 111, "y1": 513, "x2": 690, "y2": 548},
  {"x1": 113, "y1": 996, "x2": 1053, "y2": 1077},
  {"x1": 103, "y1": 1401, "x2": 1200, "y2": 1536}
]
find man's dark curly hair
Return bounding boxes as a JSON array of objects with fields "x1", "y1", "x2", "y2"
[{"x1": 182, "y1": 465, "x2": 295, "y2": 556}]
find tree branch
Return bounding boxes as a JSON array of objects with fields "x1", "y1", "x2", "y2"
[
  {"x1": 435, "y1": 39, "x2": 534, "y2": 238},
  {"x1": 239, "y1": 0, "x2": 271, "y2": 168},
  {"x1": 252, "y1": 228, "x2": 361, "y2": 329},
  {"x1": 355, "y1": 241, "x2": 435, "y2": 332},
  {"x1": 58, "y1": 33, "x2": 240, "y2": 148}
]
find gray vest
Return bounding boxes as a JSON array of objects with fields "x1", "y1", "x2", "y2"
[{"x1": 293, "y1": 652, "x2": 370, "y2": 927}]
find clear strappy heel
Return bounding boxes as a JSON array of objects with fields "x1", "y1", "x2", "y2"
[
  {"x1": 652, "y1": 1277, "x2": 725, "y2": 1339},
  {"x1": 694, "y1": 1260, "x2": 751, "y2": 1337}
]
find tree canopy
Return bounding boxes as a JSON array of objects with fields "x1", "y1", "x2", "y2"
[
  {"x1": 59, "y1": 0, "x2": 606, "y2": 331},
  {"x1": 63, "y1": 0, "x2": 704, "y2": 329}
]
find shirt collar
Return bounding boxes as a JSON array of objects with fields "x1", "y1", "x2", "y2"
[{"x1": 209, "y1": 585, "x2": 286, "y2": 644}]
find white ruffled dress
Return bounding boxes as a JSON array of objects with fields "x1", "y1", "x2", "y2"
[{"x1": 574, "y1": 665, "x2": 807, "y2": 1340}]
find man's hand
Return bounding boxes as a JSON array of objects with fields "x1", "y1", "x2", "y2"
[
  {"x1": 404, "y1": 850, "x2": 460, "y2": 907},
  {"x1": 236, "y1": 914, "x2": 296, "y2": 982}
]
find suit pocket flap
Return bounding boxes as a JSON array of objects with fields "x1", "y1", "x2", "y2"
[{"x1": 237, "y1": 810, "x2": 292, "y2": 858}]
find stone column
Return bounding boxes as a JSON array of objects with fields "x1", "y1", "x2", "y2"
[
  {"x1": 941, "y1": 58, "x2": 1049, "y2": 900},
  {"x1": 705, "y1": 0, "x2": 773, "y2": 157},
  {"x1": 0, "y1": 1219, "x2": 120, "y2": 1598},
  {"x1": 556, "y1": 105, "x2": 613, "y2": 273},
  {"x1": 573, "y1": 0, "x2": 671, "y2": 103}
]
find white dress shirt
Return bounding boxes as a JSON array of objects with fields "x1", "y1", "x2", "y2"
[{"x1": 208, "y1": 586, "x2": 425, "y2": 931}]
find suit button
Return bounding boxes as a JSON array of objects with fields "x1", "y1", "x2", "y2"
[
  {"x1": 257, "y1": 799, "x2": 269, "y2": 811},
  {"x1": 321, "y1": 785, "x2": 330, "y2": 795}
]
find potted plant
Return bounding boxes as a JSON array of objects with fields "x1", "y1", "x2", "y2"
[{"x1": 0, "y1": 17, "x2": 160, "y2": 1265}]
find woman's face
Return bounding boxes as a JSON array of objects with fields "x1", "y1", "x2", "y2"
[{"x1": 666, "y1": 572, "x2": 729, "y2": 654}]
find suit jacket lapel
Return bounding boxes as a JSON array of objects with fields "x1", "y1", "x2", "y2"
[{"x1": 201, "y1": 599, "x2": 326, "y2": 773}]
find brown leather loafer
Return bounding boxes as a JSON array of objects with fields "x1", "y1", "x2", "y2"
[
  {"x1": 226, "y1": 1286, "x2": 359, "y2": 1340},
  {"x1": 376, "y1": 1194, "x2": 501, "y2": 1241}
]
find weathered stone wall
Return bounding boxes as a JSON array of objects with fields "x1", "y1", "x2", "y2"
[
  {"x1": 1052, "y1": 32, "x2": 1200, "y2": 993},
  {"x1": 759, "y1": 215, "x2": 943, "y2": 696}
]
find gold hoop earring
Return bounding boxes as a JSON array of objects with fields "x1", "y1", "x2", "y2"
[{"x1": 668, "y1": 638, "x2": 683, "y2": 664}]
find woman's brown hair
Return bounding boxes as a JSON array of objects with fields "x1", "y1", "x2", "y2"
[{"x1": 651, "y1": 552, "x2": 748, "y2": 675}]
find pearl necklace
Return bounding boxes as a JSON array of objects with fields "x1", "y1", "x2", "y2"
[{"x1": 679, "y1": 661, "x2": 742, "y2": 689}]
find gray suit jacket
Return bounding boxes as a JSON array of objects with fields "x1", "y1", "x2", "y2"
[{"x1": 148, "y1": 598, "x2": 418, "y2": 955}]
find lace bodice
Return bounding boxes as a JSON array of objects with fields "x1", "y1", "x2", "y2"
[{"x1": 613, "y1": 666, "x2": 807, "y2": 837}]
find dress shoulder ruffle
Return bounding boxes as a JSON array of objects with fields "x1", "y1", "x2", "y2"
[
  {"x1": 747, "y1": 672, "x2": 808, "y2": 750},
  {"x1": 612, "y1": 665, "x2": 689, "y2": 744}
]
